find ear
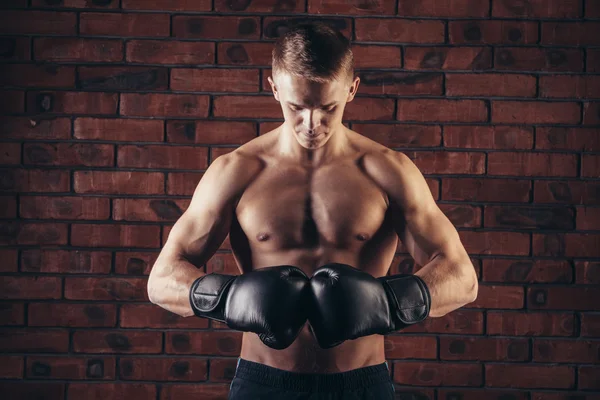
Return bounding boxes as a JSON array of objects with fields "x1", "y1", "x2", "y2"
[
  {"x1": 346, "y1": 76, "x2": 360, "y2": 103},
  {"x1": 267, "y1": 76, "x2": 280, "y2": 101}
]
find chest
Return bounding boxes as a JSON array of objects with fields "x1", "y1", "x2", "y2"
[{"x1": 235, "y1": 162, "x2": 390, "y2": 249}]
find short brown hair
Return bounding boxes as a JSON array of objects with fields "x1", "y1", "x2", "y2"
[{"x1": 272, "y1": 22, "x2": 354, "y2": 83}]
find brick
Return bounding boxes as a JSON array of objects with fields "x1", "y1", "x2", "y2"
[
  {"x1": 34, "y1": 38, "x2": 122, "y2": 62},
  {"x1": 0, "y1": 37, "x2": 30, "y2": 61},
  {"x1": 0, "y1": 328, "x2": 69, "y2": 353},
  {"x1": 487, "y1": 311, "x2": 575, "y2": 336},
  {"x1": 120, "y1": 94, "x2": 209, "y2": 118},
  {"x1": 26, "y1": 355, "x2": 116, "y2": 380},
  {"x1": 442, "y1": 178, "x2": 531, "y2": 202},
  {"x1": 0, "y1": 169, "x2": 69, "y2": 193},
  {"x1": 69, "y1": 383, "x2": 156, "y2": 399},
  {"x1": 534, "y1": 233, "x2": 600, "y2": 258},
  {"x1": 534, "y1": 339, "x2": 600, "y2": 363},
  {"x1": 353, "y1": 124, "x2": 441, "y2": 148},
  {"x1": 460, "y1": 231, "x2": 529, "y2": 256},
  {"x1": 75, "y1": 118, "x2": 164, "y2": 142},
  {"x1": 542, "y1": 22, "x2": 600, "y2": 46},
  {"x1": 492, "y1": 101, "x2": 580, "y2": 124},
  {"x1": 31, "y1": 0, "x2": 119, "y2": 7},
  {"x1": 0, "y1": 382, "x2": 64, "y2": 399},
  {"x1": 536, "y1": 127, "x2": 600, "y2": 151},
  {"x1": 439, "y1": 390, "x2": 527, "y2": 400},
  {"x1": 20, "y1": 196, "x2": 110, "y2": 220},
  {"x1": 21, "y1": 249, "x2": 111, "y2": 274},
  {"x1": 72, "y1": 330, "x2": 161, "y2": 353},
  {"x1": 449, "y1": 20, "x2": 538, "y2": 44},
  {"x1": 29, "y1": 303, "x2": 116, "y2": 327},
  {"x1": 1, "y1": 222, "x2": 68, "y2": 245},
  {"x1": 540, "y1": 76, "x2": 600, "y2": 99},
  {"x1": 583, "y1": 154, "x2": 600, "y2": 178},
  {"x1": 27, "y1": 91, "x2": 118, "y2": 115},
  {"x1": 0, "y1": 11, "x2": 76, "y2": 35},
  {"x1": 577, "y1": 208, "x2": 600, "y2": 231},
  {"x1": 165, "y1": 331, "x2": 242, "y2": 355},
  {"x1": 119, "y1": 356, "x2": 207, "y2": 381},
  {"x1": 356, "y1": 19, "x2": 444, "y2": 43},
  {"x1": 584, "y1": 102, "x2": 600, "y2": 125},
  {"x1": 579, "y1": 366, "x2": 600, "y2": 390},
  {"x1": 77, "y1": 66, "x2": 168, "y2": 91},
  {"x1": 173, "y1": 16, "x2": 260, "y2": 39},
  {"x1": 0, "y1": 142, "x2": 20, "y2": 164},
  {"x1": 171, "y1": 68, "x2": 259, "y2": 92},
  {"x1": 118, "y1": 145, "x2": 207, "y2": 170},
  {"x1": 493, "y1": 0, "x2": 581, "y2": 17},
  {"x1": 495, "y1": 48, "x2": 583, "y2": 72},
  {"x1": 405, "y1": 47, "x2": 491, "y2": 70},
  {"x1": 0, "y1": 64, "x2": 75, "y2": 88},
  {"x1": 114, "y1": 252, "x2": 158, "y2": 275},
  {"x1": 0, "y1": 301, "x2": 23, "y2": 322},
  {"x1": 445, "y1": 126, "x2": 533, "y2": 149},
  {"x1": 0, "y1": 276, "x2": 62, "y2": 299},
  {"x1": 470, "y1": 285, "x2": 525, "y2": 308},
  {"x1": 440, "y1": 336, "x2": 529, "y2": 361},
  {"x1": 534, "y1": 180, "x2": 600, "y2": 205},
  {"x1": 393, "y1": 361, "x2": 482, "y2": 386},
  {"x1": 167, "y1": 172, "x2": 203, "y2": 195},
  {"x1": 384, "y1": 336, "x2": 437, "y2": 359},
  {"x1": 65, "y1": 277, "x2": 148, "y2": 301},
  {"x1": 358, "y1": 72, "x2": 443, "y2": 96},
  {"x1": 529, "y1": 284, "x2": 600, "y2": 310},
  {"x1": 218, "y1": 0, "x2": 302, "y2": 11},
  {"x1": 443, "y1": 204, "x2": 482, "y2": 228},
  {"x1": 23, "y1": 143, "x2": 114, "y2": 167},
  {"x1": 588, "y1": 0, "x2": 600, "y2": 17},
  {"x1": 588, "y1": 49, "x2": 600, "y2": 72},
  {"x1": 489, "y1": 153, "x2": 577, "y2": 177},
  {"x1": 351, "y1": 45, "x2": 402, "y2": 69},
  {"x1": 213, "y1": 95, "x2": 281, "y2": 119},
  {"x1": 406, "y1": 151, "x2": 484, "y2": 174},
  {"x1": 576, "y1": 261, "x2": 600, "y2": 284},
  {"x1": 209, "y1": 358, "x2": 237, "y2": 382},
  {"x1": 398, "y1": 99, "x2": 487, "y2": 122},
  {"x1": 74, "y1": 171, "x2": 164, "y2": 195},
  {"x1": 344, "y1": 98, "x2": 396, "y2": 121},
  {"x1": 217, "y1": 42, "x2": 273, "y2": 66},
  {"x1": 308, "y1": 0, "x2": 394, "y2": 14},
  {"x1": 126, "y1": 40, "x2": 214, "y2": 65},
  {"x1": 483, "y1": 258, "x2": 573, "y2": 282},
  {"x1": 80, "y1": 12, "x2": 170, "y2": 37},
  {"x1": 581, "y1": 313, "x2": 600, "y2": 336},
  {"x1": 263, "y1": 17, "x2": 352, "y2": 40},
  {"x1": 122, "y1": 0, "x2": 210, "y2": 10},
  {"x1": 0, "y1": 117, "x2": 71, "y2": 140},
  {"x1": 113, "y1": 199, "x2": 190, "y2": 222},
  {"x1": 446, "y1": 73, "x2": 535, "y2": 97},
  {"x1": 71, "y1": 224, "x2": 160, "y2": 248},
  {"x1": 0, "y1": 196, "x2": 16, "y2": 218},
  {"x1": 120, "y1": 304, "x2": 207, "y2": 328},
  {"x1": 0, "y1": 356, "x2": 23, "y2": 378},
  {"x1": 0, "y1": 0, "x2": 27, "y2": 7},
  {"x1": 0, "y1": 90, "x2": 25, "y2": 114},
  {"x1": 486, "y1": 364, "x2": 574, "y2": 388},
  {"x1": 160, "y1": 384, "x2": 230, "y2": 399},
  {"x1": 167, "y1": 120, "x2": 255, "y2": 145},
  {"x1": 399, "y1": 0, "x2": 488, "y2": 16}
]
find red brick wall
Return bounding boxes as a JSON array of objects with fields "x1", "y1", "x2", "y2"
[{"x1": 1, "y1": 0, "x2": 599, "y2": 399}]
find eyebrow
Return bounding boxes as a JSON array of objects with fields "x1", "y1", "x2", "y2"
[{"x1": 288, "y1": 102, "x2": 336, "y2": 108}]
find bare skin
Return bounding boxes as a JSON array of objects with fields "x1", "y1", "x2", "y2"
[{"x1": 148, "y1": 71, "x2": 478, "y2": 374}]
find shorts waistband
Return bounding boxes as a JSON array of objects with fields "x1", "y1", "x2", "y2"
[{"x1": 233, "y1": 358, "x2": 391, "y2": 392}]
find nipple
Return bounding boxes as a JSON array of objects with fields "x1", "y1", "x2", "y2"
[
  {"x1": 257, "y1": 232, "x2": 270, "y2": 241},
  {"x1": 356, "y1": 233, "x2": 370, "y2": 241}
]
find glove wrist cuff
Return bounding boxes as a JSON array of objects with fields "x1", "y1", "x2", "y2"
[
  {"x1": 189, "y1": 273, "x2": 236, "y2": 323},
  {"x1": 378, "y1": 274, "x2": 431, "y2": 330}
]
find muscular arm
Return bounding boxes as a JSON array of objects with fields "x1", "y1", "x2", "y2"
[
  {"x1": 147, "y1": 152, "x2": 261, "y2": 317},
  {"x1": 364, "y1": 150, "x2": 478, "y2": 317}
]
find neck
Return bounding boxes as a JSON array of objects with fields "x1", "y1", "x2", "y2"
[{"x1": 277, "y1": 123, "x2": 348, "y2": 167}]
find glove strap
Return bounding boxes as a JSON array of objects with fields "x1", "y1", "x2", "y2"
[
  {"x1": 189, "y1": 273, "x2": 236, "y2": 323},
  {"x1": 379, "y1": 274, "x2": 431, "y2": 331}
]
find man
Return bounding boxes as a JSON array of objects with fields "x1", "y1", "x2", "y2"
[{"x1": 147, "y1": 23, "x2": 478, "y2": 399}]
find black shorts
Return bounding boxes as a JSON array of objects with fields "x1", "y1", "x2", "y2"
[{"x1": 228, "y1": 358, "x2": 396, "y2": 400}]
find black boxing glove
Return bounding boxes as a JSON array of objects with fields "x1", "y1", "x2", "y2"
[
  {"x1": 190, "y1": 265, "x2": 309, "y2": 350},
  {"x1": 308, "y1": 263, "x2": 430, "y2": 349}
]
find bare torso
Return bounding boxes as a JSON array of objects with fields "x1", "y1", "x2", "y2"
[{"x1": 228, "y1": 127, "x2": 400, "y2": 373}]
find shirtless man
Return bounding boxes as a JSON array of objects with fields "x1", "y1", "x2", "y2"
[{"x1": 147, "y1": 23, "x2": 478, "y2": 399}]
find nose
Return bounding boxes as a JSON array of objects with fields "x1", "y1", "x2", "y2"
[{"x1": 302, "y1": 109, "x2": 318, "y2": 131}]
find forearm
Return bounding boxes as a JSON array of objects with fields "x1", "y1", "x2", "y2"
[
  {"x1": 148, "y1": 254, "x2": 205, "y2": 318},
  {"x1": 413, "y1": 253, "x2": 478, "y2": 318}
]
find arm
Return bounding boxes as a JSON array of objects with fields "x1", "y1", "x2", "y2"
[
  {"x1": 363, "y1": 150, "x2": 478, "y2": 318},
  {"x1": 147, "y1": 152, "x2": 261, "y2": 317}
]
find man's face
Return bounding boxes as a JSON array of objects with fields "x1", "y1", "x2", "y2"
[{"x1": 269, "y1": 72, "x2": 359, "y2": 149}]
